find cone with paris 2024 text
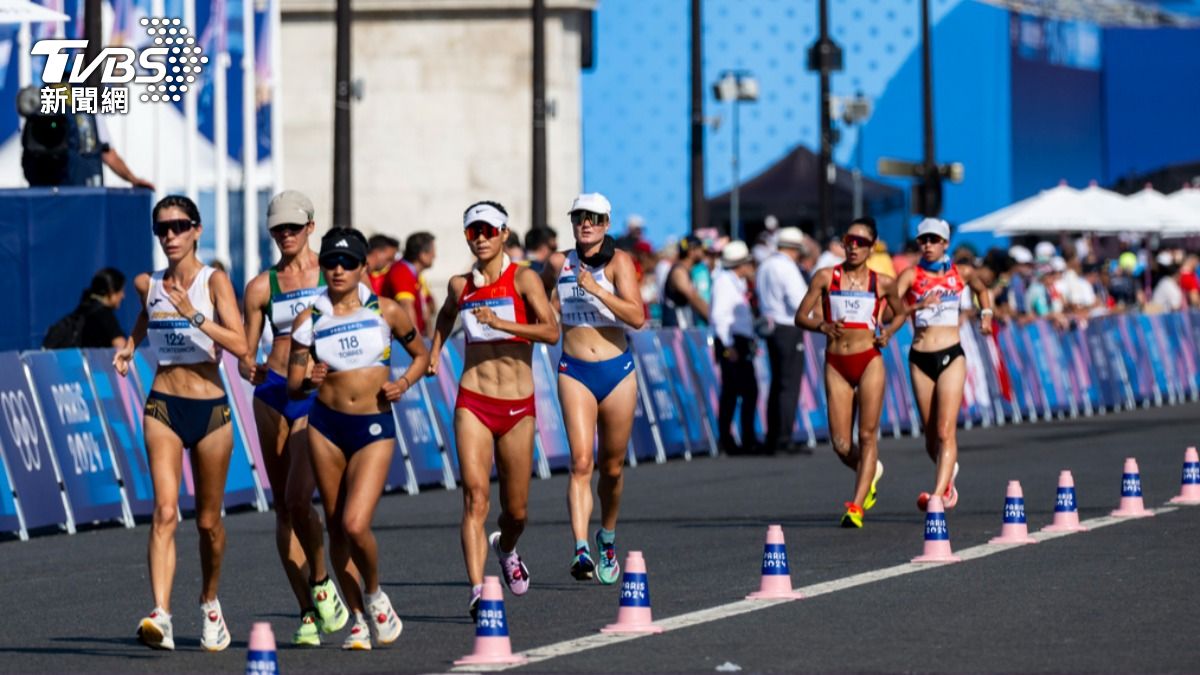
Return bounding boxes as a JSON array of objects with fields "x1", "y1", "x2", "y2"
[
  {"x1": 601, "y1": 551, "x2": 664, "y2": 634},
  {"x1": 246, "y1": 622, "x2": 278, "y2": 675},
  {"x1": 1111, "y1": 457, "x2": 1155, "y2": 518},
  {"x1": 454, "y1": 576, "x2": 527, "y2": 666},
  {"x1": 746, "y1": 524, "x2": 804, "y2": 600},
  {"x1": 912, "y1": 495, "x2": 961, "y2": 563},
  {"x1": 1041, "y1": 470, "x2": 1088, "y2": 533},
  {"x1": 989, "y1": 480, "x2": 1037, "y2": 545},
  {"x1": 1169, "y1": 447, "x2": 1200, "y2": 505}
]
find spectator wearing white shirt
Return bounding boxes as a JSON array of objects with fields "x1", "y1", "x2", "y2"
[
  {"x1": 711, "y1": 241, "x2": 760, "y2": 454},
  {"x1": 814, "y1": 237, "x2": 846, "y2": 272},
  {"x1": 756, "y1": 228, "x2": 810, "y2": 454}
]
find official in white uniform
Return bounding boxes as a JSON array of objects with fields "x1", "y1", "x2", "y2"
[
  {"x1": 711, "y1": 241, "x2": 760, "y2": 453},
  {"x1": 756, "y1": 227, "x2": 810, "y2": 454}
]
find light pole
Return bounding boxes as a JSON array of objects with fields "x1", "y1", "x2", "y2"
[
  {"x1": 713, "y1": 70, "x2": 758, "y2": 242},
  {"x1": 840, "y1": 93, "x2": 873, "y2": 218}
]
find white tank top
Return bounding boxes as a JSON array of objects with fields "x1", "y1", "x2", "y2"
[
  {"x1": 267, "y1": 268, "x2": 325, "y2": 337},
  {"x1": 292, "y1": 284, "x2": 391, "y2": 372},
  {"x1": 557, "y1": 250, "x2": 624, "y2": 329},
  {"x1": 145, "y1": 266, "x2": 218, "y2": 366}
]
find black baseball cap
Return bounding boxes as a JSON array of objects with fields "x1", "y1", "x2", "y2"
[{"x1": 319, "y1": 228, "x2": 368, "y2": 266}]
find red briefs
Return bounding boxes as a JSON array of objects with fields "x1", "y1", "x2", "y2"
[
  {"x1": 825, "y1": 348, "x2": 881, "y2": 387},
  {"x1": 455, "y1": 387, "x2": 536, "y2": 437}
]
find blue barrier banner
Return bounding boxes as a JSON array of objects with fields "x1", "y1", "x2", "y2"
[
  {"x1": 629, "y1": 376, "x2": 660, "y2": 463},
  {"x1": 1161, "y1": 313, "x2": 1199, "y2": 399},
  {"x1": 390, "y1": 341, "x2": 445, "y2": 489},
  {"x1": 22, "y1": 350, "x2": 128, "y2": 525},
  {"x1": 84, "y1": 349, "x2": 155, "y2": 517},
  {"x1": 995, "y1": 325, "x2": 1035, "y2": 419},
  {"x1": 1137, "y1": 314, "x2": 1172, "y2": 402},
  {"x1": 0, "y1": 432, "x2": 23, "y2": 537},
  {"x1": 1023, "y1": 323, "x2": 1064, "y2": 415},
  {"x1": 1060, "y1": 327, "x2": 1098, "y2": 414},
  {"x1": 1083, "y1": 318, "x2": 1121, "y2": 410},
  {"x1": 655, "y1": 330, "x2": 710, "y2": 455},
  {"x1": 531, "y1": 345, "x2": 571, "y2": 473},
  {"x1": 0, "y1": 352, "x2": 71, "y2": 531},
  {"x1": 435, "y1": 337, "x2": 467, "y2": 481},
  {"x1": 221, "y1": 352, "x2": 272, "y2": 504},
  {"x1": 630, "y1": 332, "x2": 688, "y2": 458},
  {"x1": 801, "y1": 331, "x2": 830, "y2": 441},
  {"x1": 682, "y1": 331, "x2": 721, "y2": 433},
  {"x1": 1114, "y1": 315, "x2": 1154, "y2": 404}
]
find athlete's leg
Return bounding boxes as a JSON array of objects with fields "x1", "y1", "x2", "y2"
[
  {"x1": 144, "y1": 417, "x2": 183, "y2": 613},
  {"x1": 824, "y1": 363, "x2": 860, "y2": 471},
  {"x1": 560, "y1": 373, "x2": 599, "y2": 544},
  {"x1": 851, "y1": 357, "x2": 886, "y2": 506},
  {"x1": 191, "y1": 421, "x2": 234, "y2": 604},
  {"x1": 931, "y1": 358, "x2": 967, "y2": 498},
  {"x1": 595, "y1": 373, "x2": 636, "y2": 531},
  {"x1": 252, "y1": 399, "x2": 312, "y2": 610},
  {"x1": 338, "y1": 439, "x2": 392, "y2": 595},
  {"x1": 455, "y1": 409, "x2": 496, "y2": 587},
  {"x1": 909, "y1": 362, "x2": 938, "y2": 462},
  {"x1": 308, "y1": 425, "x2": 364, "y2": 613},
  {"x1": 495, "y1": 416, "x2": 535, "y2": 552},
  {"x1": 283, "y1": 416, "x2": 331, "y2": 586}
]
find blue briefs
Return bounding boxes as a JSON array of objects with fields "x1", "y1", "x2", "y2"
[
  {"x1": 307, "y1": 399, "x2": 396, "y2": 458},
  {"x1": 254, "y1": 370, "x2": 316, "y2": 424},
  {"x1": 557, "y1": 349, "x2": 636, "y2": 403}
]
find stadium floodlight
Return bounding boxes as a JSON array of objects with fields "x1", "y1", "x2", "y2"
[{"x1": 712, "y1": 71, "x2": 758, "y2": 241}]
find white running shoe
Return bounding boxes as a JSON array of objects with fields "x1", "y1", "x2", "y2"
[
  {"x1": 366, "y1": 591, "x2": 403, "y2": 645},
  {"x1": 199, "y1": 600, "x2": 231, "y2": 652},
  {"x1": 342, "y1": 613, "x2": 372, "y2": 651},
  {"x1": 136, "y1": 608, "x2": 175, "y2": 651}
]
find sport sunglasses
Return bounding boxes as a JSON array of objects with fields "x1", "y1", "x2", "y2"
[
  {"x1": 464, "y1": 222, "x2": 503, "y2": 241},
  {"x1": 152, "y1": 219, "x2": 197, "y2": 237}
]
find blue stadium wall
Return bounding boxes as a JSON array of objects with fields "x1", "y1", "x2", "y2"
[{"x1": 581, "y1": 0, "x2": 1200, "y2": 250}]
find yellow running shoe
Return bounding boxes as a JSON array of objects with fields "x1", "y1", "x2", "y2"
[
  {"x1": 292, "y1": 610, "x2": 320, "y2": 647},
  {"x1": 863, "y1": 459, "x2": 884, "y2": 511},
  {"x1": 840, "y1": 502, "x2": 864, "y2": 528}
]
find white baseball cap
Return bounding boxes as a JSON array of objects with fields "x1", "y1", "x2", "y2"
[
  {"x1": 916, "y1": 218, "x2": 950, "y2": 241},
  {"x1": 721, "y1": 240, "x2": 753, "y2": 268},
  {"x1": 463, "y1": 202, "x2": 508, "y2": 229},
  {"x1": 1035, "y1": 241, "x2": 1057, "y2": 261},
  {"x1": 1156, "y1": 251, "x2": 1175, "y2": 267},
  {"x1": 1008, "y1": 245, "x2": 1033, "y2": 265},
  {"x1": 777, "y1": 227, "x2": 805, "y2": 250},
  {"x1": 1050, "y1": 256, "x2": 1067, "y2": 272},
  {"x1": 569, "y1": 193, "x2": 612, "y2": 216}
]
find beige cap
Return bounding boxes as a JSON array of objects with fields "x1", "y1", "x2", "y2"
[
  {"x1": 721, "y1": 240, "x2": 753, "y2": 268},
  {"x1": 777, "y1": 227, "x2": 805, "y2": 250},
  {"x1": 267, "y1": 190, "x2": 315, "y2": 228}
]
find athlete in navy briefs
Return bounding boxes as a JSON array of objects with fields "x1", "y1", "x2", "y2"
[
  {"x1": 114, "y1": 195, "x2": 249, "y2": 652},
  {"x1": 541, "y1": 193, "x2": 645, "y2": 585},
  {"x1": 287, "y1": 227, "x2": 430, "y2": 650},
  {"x1": 429, "y1": 201, "x2": 559, "y2": 619},
  {"x1": 240, "y1": 191, "x2": 350, "y2": 646}
]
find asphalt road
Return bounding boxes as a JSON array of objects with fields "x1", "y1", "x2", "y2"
[{"x1": 1, "y1": 402, "x2": 1196, "y2": 674}]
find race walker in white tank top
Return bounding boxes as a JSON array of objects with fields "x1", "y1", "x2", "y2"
[
  {"x1": 557, "y1": 250, "x2": 625, "y2": 329},
  {"x1": 145, "y1": 266, "x2": 218, "y2": 365},
  {"x1": 292, "y1": 283, "x2": 391, "y2": 372}
]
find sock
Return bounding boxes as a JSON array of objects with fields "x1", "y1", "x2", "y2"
[
  {"x1": 598, "y1": 528, "x2": 616, "y2": 546},
  {"x1": 153, "y1": 606, "x2": 171, "y2": 620},
  {"x1": 309, "y1": 575, "x2": 329, "y2": 588},
  {"x1": 575, "y1": 539, "x2": 590, "y2": 553},
  {"x1": 200, "y1": 599, "x2": 220, "y2": 614},
  {"x1": 364, "y1": 588, "x2": 385, "y2": 608}
]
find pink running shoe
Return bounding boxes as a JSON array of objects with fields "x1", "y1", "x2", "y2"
[{"x1": 489, "y1": 531, "x2": 530, "y2": 595}]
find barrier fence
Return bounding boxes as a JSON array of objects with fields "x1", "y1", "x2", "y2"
[{"x1": 1, "y1": 311, "x2": 1198, "y2": 541}]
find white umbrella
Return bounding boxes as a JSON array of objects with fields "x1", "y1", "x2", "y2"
[
  {"x1": 957, "y1": 183, "x2": 1133, "y2": 234},
  {"x1": 1125, "y1": 185, "x2": 1197, "y2": 235},
  {"x1": 1166, "y1": 188, "x2": 1200, "y2": 235},
  {"x1": 1075, "y1": 184, "x2": 1162, "y2": 233}
]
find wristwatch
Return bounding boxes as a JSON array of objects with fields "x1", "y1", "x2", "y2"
[{"x1": 190, "y1": 312, "x2": 206, "y2": 328}]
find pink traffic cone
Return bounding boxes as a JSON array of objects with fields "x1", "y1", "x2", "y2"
[
  {"x1": 246, "y1": 622, "x2": 278, "y2": 675},
  {"x1": 989, "y1": 481, "x2": 1038, "y2": 545},
  {"x1": 746, "y1": 525, "x2": 805, "y2": 600},
  {"x1": 912, "y1": 496, "x2": 961, "y2": 563},
  {"x1": 454, "y1": 576, "x2": 527, "y2": 666},
  {"x1": 1169, "y1": 447, "x2": 1200, "y2": 505},
  {"x1": 1041, "y1": 470, "x2": 1089, "y2": 533},
  {"x1": 1111, "y1": 457, "x2": 1155, "y2": 518},
  {"x1": 601, "y1": 551, "x2": 664, "y2": 634}
]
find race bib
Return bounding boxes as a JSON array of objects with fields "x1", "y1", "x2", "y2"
[
  {"x1": 828, "y1": 290, "x2": 876, "y2": 326},
  {"x1": 462, "y1": 297, "x2": 518, "y2": 342},
  {"x1": 914, "y1": 292, "x2": 961, "y2": 327}
]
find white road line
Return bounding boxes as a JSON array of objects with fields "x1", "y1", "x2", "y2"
[{"x1": 450, "y1": 504, "x2": 1182, "y2": 672}]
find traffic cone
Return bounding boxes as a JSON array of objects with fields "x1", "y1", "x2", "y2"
[
  {"x1": 246, "y1": 622, "x2": 278, "y2": 675},
  {"x1": 746, "y1": 525, "x2": 805, "y2": 600},
  {"x1": 454, "y1": 576, "x2": 527, "y2": 666},
  {"x1": 1041, "y1": 470, "x2": 1088, "y2": 533},
  {"x1": 1168, "y1": 447, "x2": 1200, "y2": 505},
  {"x1": 1111, "y1": 457, "x2": 1155, "y2": 518},
  {"x1": 989, "y1": 481, "x2": 1038, "y2": 545},
  {"x1": 601, "y1": 551, "x2": 664, "y2": 634},
  {"x1": 911, "y1": 496, "x2": 961, "y2": 563}
]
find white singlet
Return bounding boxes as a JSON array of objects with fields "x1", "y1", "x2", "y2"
[
  {"x1": 292, "y1": 284, "x2": 391, "y2": 372},
  {"x1": 557, "y1": 250, "x2": 624, "y2": 329},
  {"x1": 145, "y1": 266, "x2": 217, "y2": 365}
]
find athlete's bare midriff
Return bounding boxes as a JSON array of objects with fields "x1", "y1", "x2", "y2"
[
  {"x1": 562, "y1": 325, "x2": 627, "y2": 361},
  {"x1": 151, "y1": 362, "x2": 226, "y2": 399},
  {"x1": 316, "y1": 366, "x2": 391, "y2": 414},
  {"x1": 461, "y1": 342, "x2": 535, "y2": 399}
]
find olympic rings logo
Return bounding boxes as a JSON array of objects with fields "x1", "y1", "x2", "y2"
[{"x1": 1, "y1": 390, "x2": 42, "y2": 472}]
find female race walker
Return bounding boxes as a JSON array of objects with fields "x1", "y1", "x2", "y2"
[
  {"x1": 241, "y1": 190, "x2": 349, "y2": 646},
  {"x1": 796, "y1": 218, "x2": 905, "y2": 528},
  {"x1": 287, "y1": 227, "x2": 429, "y2": 650},
  {"x1": 890, "y1": 218, "x2": 993, "y2": 511},
  {"x1": 429, "y1": 201, "x2": 559, "y2": 618},
  {"x1": 541, "y1": 193, "x2": 645, "y2": 585},
  {"x1": 114, "y1": 195, "x2": 249, "y2": 651}
]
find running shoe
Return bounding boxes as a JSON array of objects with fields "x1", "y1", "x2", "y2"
[
  {"x1": 312, "y1": 577, "x2": 349, "y2": 634},
  {"x1": 341, "y1": 613, "x2": 371, "y2": 651},
  {"x1": 944, "y1": 462, "x2": 960, "y2": 510},
  {"x1": 490, "y1": 531, "x2": 531, "y2": 595},
  {"x1": 292, "y1": 610, "x2": 321, "y2": 647},
  {"x1": 594, "y1": 530, "x2": 621, "y2": 586},
  {"x1": 570, "y1": 546, "x2": 596, "y2": 581},
  {"x1": 366, "y1": 591, "x2": 403, "y2": 645},
  {"x1": 863, "y1": 459, "x2": 884, "y2": 511},
  {"x1": 136, "y1": 608, "x2": 174, "y2": 651},
  {"x1": 916, "y1": 491, "x2": 932, "y2": 512},
  {"x1": 199, "y1": 600, "x2": 231, "y2": 652},
  {"x1": 468, "y1": 586, "x2": 482, "y2": 622},
  {"x1": 840, "y1": 502, "x2": 864, "y2": 528}
]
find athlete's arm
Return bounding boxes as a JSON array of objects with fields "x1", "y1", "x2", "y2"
[
  {"x1": 581, "y1": 250, "x2": 645, "y2": 329},
  {"x1": 876, "y1": 274, "x2": 907, "y2": 347},
  {"x1": 963, "y1": 266, "x2": 994, "y2": 335},
  {"x1": 286, "y1": 307, "x2": 316, "y2": 398},
  {"x1": 540, "y1": 251, "x2": 566, "y2": 295},
  {"x1": 201, "y1": 269, "x2": 250, "y2": 359},
  {"x1": 669, "y1": 265, "x2": 710, "y2": 322},
  {"x1": 113, "y1": 273, "x2": 151, "y2": 376},
  {"x1": 379, "y1": 298, "x2": 430, "y2": 402},
  {"x1": 240, "y1": 273, "x2": 270, "y2": 382},
  {"x1": 476, "y1": 267, "x2": 560, "y2": 344},
  {"x1": 795, "y1": 268, "x2": 841, "y2": 337},
  {"x1": 428, "y1": 276, "x2": 466, "y2": 376}
]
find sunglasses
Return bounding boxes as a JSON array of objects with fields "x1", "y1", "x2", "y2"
[
  {"x1": 464, "y1": 222, "x2": 503, "y2": 241},
  {"x1": 152, "y1": 218, "x2": 197, "y2": 237},
  {"x1": 842, "y1": 234, "x2": 874, "y2": 249},
  {"x1": 916, "y1": 234, "x2": 946, "y2": 245},
  {"x1": 570, "y1": 211, "x2": 608, "y2": 226},
  {"x1": 320, "y1": 254, "x2": 362, "y2": 271},
  {"x1": 270, "y1": 223, "x2": 307, "y2": 237}
]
